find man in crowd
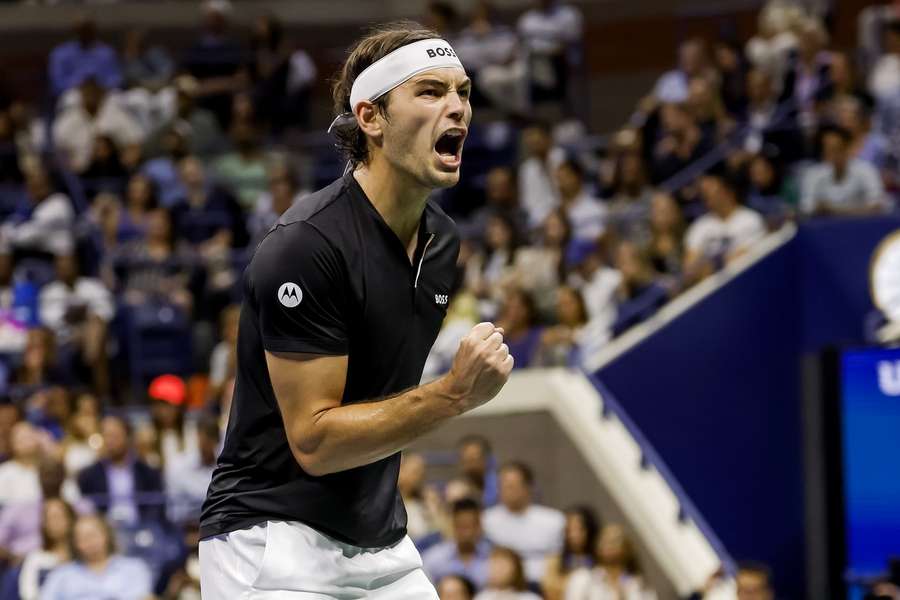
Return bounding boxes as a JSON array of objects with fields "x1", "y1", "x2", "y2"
[
  {"x1": 47, "y1": 14, "x2": 122, "y2": 98},
  {"x1": 482, "y1": 461, "x2": 565, "y2": 582},
  {"x1": 458, "y1": 434, "x2": 498, "y2": 507},
  {"x1": 423, "y1": 498, "x2": 491, "y2": 589}
]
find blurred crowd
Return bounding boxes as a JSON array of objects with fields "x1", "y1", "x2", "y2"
[{"x1": 0, "y1": 0, "x2": 895, "y2": 598}]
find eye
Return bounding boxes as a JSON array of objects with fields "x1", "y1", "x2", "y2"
[
  {"x1": 419, "y1": 88, "x2": 440, "y2": 97},
  {"x1": 459, "y1": 87, "x2": 471, "y2": 100}
]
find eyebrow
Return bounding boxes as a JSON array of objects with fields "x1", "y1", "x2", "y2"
[{"x1": 412, "y1": 77, "x2": 472, "y2": 90}]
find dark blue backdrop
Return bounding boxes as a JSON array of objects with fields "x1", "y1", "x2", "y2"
[{"x1": 596, "y1": 216, "x2": 900, "y2": 599}]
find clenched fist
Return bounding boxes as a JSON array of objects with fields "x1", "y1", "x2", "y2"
[{"x1": 440, "y1": 322, "x2": 514, "y2": 414}]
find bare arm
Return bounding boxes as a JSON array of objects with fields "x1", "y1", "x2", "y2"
[{"x1": 267, "y1": 322, "x2": 512, "y2": 476}]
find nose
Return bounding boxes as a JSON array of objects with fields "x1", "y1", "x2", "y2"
[{"x1": 446, "y1": 89, "x2": 466, "y2": 122}]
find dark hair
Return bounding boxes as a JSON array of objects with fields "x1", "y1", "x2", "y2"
[
  {"x1": 41, "y1": 497, "x2": 75, "y2": 551},
  {"x1": 103, "y1": 413, "x2": 132, "y2": 438},
  {"x1": 596, "y1": 524, "x2": 642, "y2": 575},
  {"x1": 457, "y1": 434, "x2": 492, "y2": 456},
  {"x1": 451, "y1": 497, "x2": 482, "y2": 516},
  {"x1": 737, "y1": 560, "x2": 773, "y2": 584},
  {"x1": 438, "y1": 574, "x2": 477, "y2": 599},
  {"x1": 888, "y1": 18, "x2": 900, "y2": 36},
  {"x1": 559, "y1": 505, "x2": 600, "y2": 573},
  {"x1": 490, "y1": 546, "x2": 529, "y2": 591},
  {"x1": 558, "y1": 157, "x2": 585, "y2": 181},
  {"x1": 818, "y1": 123, "x2": 852, "y2": 146},
  {"x1": 197, "y1": 414, "x2": 221, "y2": 443},
  {"x1": 499, "y1": 460, "x2": 534, "y2": 487},
  {"x1": 331, "y1": 21, "x2": 441, "y2": 166},
  {"x1": 428, "y1": 1, "x2": 458, "y2": 24}
]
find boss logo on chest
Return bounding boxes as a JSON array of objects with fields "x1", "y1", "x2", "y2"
[
  {"x1": 426, "y1": 47, "x2": 457, "y2": 59},
  {"x1": 434, "y1": 294, "x2": 449, "y2": 306}
]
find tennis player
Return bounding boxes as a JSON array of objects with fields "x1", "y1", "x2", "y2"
[{"x1": 199, "y1": 22, "x2": 514, "y2": 598}]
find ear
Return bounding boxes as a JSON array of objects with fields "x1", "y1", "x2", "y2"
[{"x1": 354, "y1": 101, "x2": 383, "y2": 142}]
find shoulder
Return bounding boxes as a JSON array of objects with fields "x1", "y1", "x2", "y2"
[
  {"x1": 733, "y1": 207, "x2": 764, "y2": 227},
  {"x1": 426, "y1": 198, "x2": 461, "y2": 253},
  {"x1": 530, "y1": 504, "x2": 565, "y2": 525},
  {"x1": 851, "y1": 158, "x2": 880, "y2": 177},
  {"x1": 422, "y1": 540, "x2": 455, "y2": 561}
]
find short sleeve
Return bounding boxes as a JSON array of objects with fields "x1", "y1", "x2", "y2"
[{"x1": 251, "y1": 222, "x2": 349, "y2": 355}]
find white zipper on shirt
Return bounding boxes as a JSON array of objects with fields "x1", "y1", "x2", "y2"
[{"x1": 413, "y1": 233, "x2": 435, "y2": 289}]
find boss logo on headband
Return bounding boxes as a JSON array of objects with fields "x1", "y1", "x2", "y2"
[{"x1": 426, "y1": 46, "x2": 457, "y2": 59}]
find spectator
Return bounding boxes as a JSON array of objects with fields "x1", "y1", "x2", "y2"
[
  {"x1": 118, "y1": 173, "x2": 160, "y2": 241},
  {"x1": 743, "y1": 153, "x2": 794, "y2": 227},
  {"x1": 145, "y1": 75, "x2": 225, "y2": 161},
  {"x1": 494, "y1": 288, "x2": 542, "y2": 369},
  {"x1": 563, "y1": 523, "x2": 656, "y2": 600},
  {"x1": 555, "y1": 158, "x2": 607, "y2": 244},
  {"x1": 399, "y1": 452, "x2": 438, "y2": 543},
  {"x1": 713, "y1": 40, "x2": 748, "y2": 116},
  {"x1": 248, "y1": 163, "x2": 304, "y2": 247},
  {"x1": 483, "y1": 461, "x2": 565, "y2": 582},
  {"x1": 832, "y1": 96, "x2": 888, "y2": 170},
  {"x1": 687, "y1": 76, "x2": 735, "y2": 142},
  {"x1": 142, "y1": 126, "x2": 191, "y2": 208},
  {"x1": 604, "y1": 153, "x2": 653, "y2": 245},
  {"x1": 474, "y1": 546, "x2": 542, "y2": 600},
  {"x1": 684, "y1": 174, "x2": 766, "y2": 282},
  {"x1": 465, "y1": 212, "x2": 520, "y2": 315},
  {"x1": 735, "y1": 562, "x2": 774, "y2": 600},
  {"x1": 171, "y1": 156, "x2": 244, "y2": 250},
  {"x1": 744, "y1": 2, "x2": 800, "y2": 85},
  {"x1": 458, "y1": 434, "x2": 498, "y2": 508},
  {"x1": 438, "y1": 574, "x2": 478, "y2": 600},
  {"x1": 567, "y1": 245, "x2": 620, "y2": 336},
  {"x1": 76, "y1": 415, "x2": 165, "y2": 526},
  {"x1": 536, "y1": 285, "x2": 597, "y2": 366},
  {"x1": 38, "y1": 251, "x2": 114, "y2": 394},
  {"x1": 467, "y1": 165, "x2": 527, "y2": 242},
  {"x1": 819, "y1": 51, "x2": 872, "y2": 109},
  {"x1": 80, "y1": 134, "x2": 128, "y2": 198},
  {"x1": 12, "y1": 328, "x2": 66, "y2": 390},
  {"x1": 0, "y1": 458, "x2": 69, "y2": 566},
  {"x1": 542, "y1": 506, "x2": 600, "y2": 600},
  {"x1": 213, "y1": 122, "x2": 269, "y2": 211},
  {"x1": 146, "y1": 374, "x2": 197, "y2": 475},
  {"x1": 47, "y1": 15, "x2": 122, "y2": 98},
  {"x1": 0, "y1": 421, "x2": 42, "y2": 506},
  {"x1": 800, "y1": 125, "x2": 889, "y2": 216},
  {"x1": 2, "y1": 166, "x2": 74, "y2": 257},
  {"x1": 610, "y1": 240, "x2": 669, "y2": 337},
  {"x1": 869, "y1": 19, "x2": 900, "y2": 104},
  {"x1": 181, "y1": 0, "x2": 249, "y2": 129},
  {"x1": 60, "y1": 393, "x2": 101, "y2": 480},
  {"x1": 454, "y1": 1, "x2": 518, "y2": 109},
  {"x1": 518, "y1": 123, "x2": 563, "y2": 227},
  {"x1": 121, "y1": 28, "x2": 174, "y2": 92},
  {"x1": 38, "y1": 513, "x2": 152, "y2": 600},
  {"x1": 789, "y1": 17, "x2": 832, "y2": 118},
  {"x1": 17, "y1": 497, "x2": 74, "y2": 600},
  {"x1": 208, "y1": 303, "x2": 239, "y2": 406},
  {"x1": 650, "y1": 102, "x2": 711, "y2": 183},
  {"x1": 107, "y1": 207, "x2": 196, "y2": 314},
  {"x1": 737, "y1": 68, "x2": 803, "y2": 164},
  {"x1": 424, "y1": 2, "x2": 459, "y2": 39},
  {"x1": 0, "y1": 403, "x2": 21, "y2": 462},
  {"x1": 423, "y1": 498, "x2": 492, "y2": 588},
  {"x1": 508, "y1": 208, "x2": 569, "y2": 319},
  {"x1": 53, "y1": 76, "x2": 144, "y2": 174},
  {"x1": 249, "y1": 13, "x2": 317, "y2": 131},
  {"x1": 517, "y1": 0, "x2": 583, "y2": 108},
  {"x1": 644, "y1": 191, "x2": 685, "y2": 280},
  {"x1": 166, "y1": 415, "x2": 218, "y2": 526},
  {"x1": 652, "y1": 38, "x2": 713, "y2": 104}
]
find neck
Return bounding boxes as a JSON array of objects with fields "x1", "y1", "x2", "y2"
[
  {"x1": 353, "y1": 162, "x2": 430, "y2": 251},
  {"x1": 86, "y1": 556, "x2": 109, "y2": 572}
]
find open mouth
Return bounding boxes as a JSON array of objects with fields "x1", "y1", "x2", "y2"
[{"x1": 434, "y1": 129, "x2": 466, "y2": 168}]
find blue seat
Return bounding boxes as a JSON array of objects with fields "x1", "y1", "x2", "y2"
[{"x1": 125, "y1": 303, "x2": 193, "y2": 398}]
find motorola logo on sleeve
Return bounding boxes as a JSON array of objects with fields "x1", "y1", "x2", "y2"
[{"x1": 278, "y1": 282, "x2": 303, "y2": 308}]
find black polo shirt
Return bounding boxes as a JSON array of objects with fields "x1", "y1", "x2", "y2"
[{"x1": 200, "y1": 173, "x2": 460, "y2": 547}]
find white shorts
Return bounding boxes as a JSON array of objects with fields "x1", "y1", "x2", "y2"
[{"x1": 199, "y1": 520, "x2": 438, "y2": 599}]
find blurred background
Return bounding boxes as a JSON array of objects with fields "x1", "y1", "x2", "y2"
[{"x1": 0, "y1": 0, "x2": 897, "y2": 599}]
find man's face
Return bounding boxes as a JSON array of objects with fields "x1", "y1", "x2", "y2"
[
  {"x1": 498, "y1": 468, "x2": 530, "y2": 511},
  {"x1": 11, "y1": 422, "x2": 39, "y2": 461},
  {"x1": 374, "y1": 66, "x2": 471, "y2": 191},
  {"x1": 822, "y1": 132, "x2": 848, "y2": 166},
  {"x1": 101, "y1": 417, "x2": 130, "y2": 461},
  {"x1": 452, "y1": 509, "x2": 482, "y2": 549},
  {"x1": 737, "y1": 570, "x2": 773, "y2": 600},
  {"x1": 459, "y1": 441, "x2": 486, "y2": 480},
  {"x1": 700, "y1": 176, "x2": 728, "y2": 215}
]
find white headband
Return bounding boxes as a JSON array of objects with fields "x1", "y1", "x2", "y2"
[{"x1": 329, "y1": 38, "x2": 465, "y2": 132}]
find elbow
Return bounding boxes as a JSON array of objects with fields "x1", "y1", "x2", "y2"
[{"x1": 292, "y1": 450, "x2": 331, "y2": 477}]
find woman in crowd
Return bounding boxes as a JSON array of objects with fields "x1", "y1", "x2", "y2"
[
  {"x1": 494, "y1": 287, "x2": 542, "y2": 369},
  {"x1": 474, "y1": 546, "x2": 542, "y2": 600},
  {"x1": 439, "y1": 574, "x2": 478, "y2": 600},
  {"x1": 61, "y1": 393, "x2": 101, "y2": 479},
  {"x1": 644, "y1": 192, "x2": 685, "y2": 284},
  {"x1": 465, "y1": 212, "x2": 521, "y2": 319},
  {"x1": 118, "y1": 173, "x2": 160, "y2": 242},
  {"x1": 38, "y1": 514, "x2": 152, "y2": 600},
  {"x1": 604, "y1": 152, "x2": 654, "y2": 245},
  {"x1": 146, "y1": 373, "x2": 197, "y2": 476},
  {"x1": 508, "y1": 209, "x2": 571, "y2": 320},
  {"x1": 536, "y1": 286, "x2": 591, "y2": 367},
  {"x1": 564, "y1": 523, "x2": 656, "y2": 600},
  {"x1": 611, "y1": 241, "x2": 669, "y2": 337},
  {"x1": 17, "y1": 498, "x2": 74, "y2": 600},
  {"x1": 543, "y1": 506, "x2": 601, "y2": 600}
]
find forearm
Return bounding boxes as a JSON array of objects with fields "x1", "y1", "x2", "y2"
[{"x1": 291, "y1": 377, "x2": 460, "y2": 476}]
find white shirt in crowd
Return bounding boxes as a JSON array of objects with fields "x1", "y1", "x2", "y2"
[
  {"x1": 483, "y1": 503, "x2": 566, "y2": 582},
  {"x1": 52, "y1": 90, "x2": 145, "y2": 173},
  {"x1": 2, "y1": 193, "x2": 74, "y2": 256},
  {"x1": 684, "y1": 206, "x2": 766, "y2": 261},
  {"x1": 454, "y1": 25, "x2": 518, "y2": 72},
  {"x1": 18, "y1": 549, "x2": 62, "y2": 600},
  {"x1": 517, "y1": 3, "x2": 583, "y2": 55},
  {"x1": 565, "y1": 190, "x2": 607, "y2": 243},
  {"x1": 800, "y1": 158, "x2": 887, "y2": 215},
  {"x1": 475, "y1": 590, "x2": 543, "y2": 600},
  {"x1": 564, "y1": 567, "x2": 657, "y2": 600},
  {"x1": 519, "y1": 147, "x2": 565, "y2": 228},
  {"x1": 0, "y1": 461, "x2": 40, "y2": 506},
  {"x1": 869, "y1": 53, "x2": 900, "y2": 103},
  {"x1": 39, "y1": 276, "x2": 115, "y2": 343},
  {"x1": 166, "y1": 453, "x2": 214, "y2": 526}
]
